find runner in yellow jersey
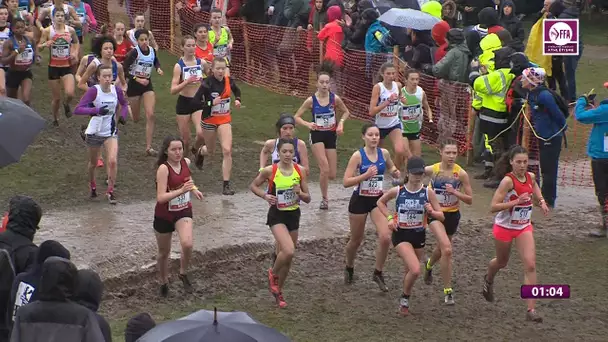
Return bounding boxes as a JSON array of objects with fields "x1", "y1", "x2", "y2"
[
  {"x1": 423, "y1": 138, "x2": 473, "y2": 305},
  {"x1": 208, "y1": 8, "x2": 233, "y2": 76}
]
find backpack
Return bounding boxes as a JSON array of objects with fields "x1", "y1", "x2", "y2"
[{"x1": 538, "y1": 86, "x2": 570, "y2": 119}]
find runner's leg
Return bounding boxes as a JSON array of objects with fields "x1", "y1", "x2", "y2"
[
  {"x1": 370, "y1": 208, "x2": 391, "y2": 291},
  {"x1": 61, "y1": 73, "x2": 75, "y2": 116},
  {"x1": 176, "y1": 115, "x2": 192, "y2": 153},
  {"x1": 0, "y1": 69, "x2": 6, "y2": 97},
  {"x1": 142, "y1": 91, "x2": 156, "y2": 153},
  {"x1": 388, "y1": 127, "x2": 407, "y2": 171},
  {"x1": 271, "y1": 224, "x2": 295, "y2": 289},
  {"x1": 88, "y1": 145, "x2": 100, "y2": 191},
  {"x1": 310, "y1": 142, "x2": 329, "y2": 204},
  {"x1": 19, "y1": 77, "x2": 33, "y2": 107},
  {"x1": 129, "y1": 96, "x2": 141, "y2": 122},
  {"x1": 345, "y1": 212, "x2": 367, "y2": 281},
  {"x1": 325, "y1": 147, "x2": 337, "y2": 187},
  {"x1": 155, "y1": 231, "x2": 172, "y2": 284},
  {"x1": 428, "y1": 220, "x2": 453, "y2": 291},
  {"x1": 217, "y1": 124, "x2": 233, "y2": 183},
  {"x1": 202, "y1": 127, "x2": 217, "y2": 157},
  {"x1": 514, "y1": 231, "x2": 537, "y2": 311},
  {"x1": 49, "y1": 79, "x2": 61, "y2": 123},
  {"x1": 395, "y1": 242, "x2": 422, "y2": 295},
  {"x1": 409, "y1": 138, "x2": 422, "y2": 158},
  {"x1": 104, "y1": 137, "x2": 118, "y2": 193},
  {"x1": 191, "y1": 110, "x2": 204, "y2": 152},
  {"x1": 175, "y1": 218, "x2": 194, "y2": 276}
]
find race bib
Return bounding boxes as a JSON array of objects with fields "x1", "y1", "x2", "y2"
[
  {"x1": 183, "y1": 65, "x2": 203, "y2": 81},
  {"x1": 15, "y1": 48, "x2": 34, "y2": 65},
  {"x1": 51, "y1": 43, "x2": 69, "y2": 59},
  {"x1": 314, "y1": 113, "x2": 336, "y2": 130},
  {"x1": 380, "y1": 101, "x2": 399, "y2": 117},
  {"x1": 211, "y1": 98, "x2": 230, "y2": 116},
  {"x1": 604, "y1": 133, "x2": 607, "y2": 152},
  {"x1": 435, "y1": 188, "x2": 458, "y2": 208},
  {"x1": 277, "y1": 187, "x2": 298, "y2": 210},
  {"x1": 359, "y1": 175, "x2": 383, "y2": 197},
  {"x1": 169, "y1": 192, "x2": 191, "y2": 211},
  {"x1": 214, "y1": 44, "x2": 228, "y2": 58},
  {"x1": 398, "y1": 208, "x2": 424, "y2": 229},
  {"x1": 401, "y1": 104, "x2": 422, "y2": 121},
  {"x1": 510, "y1": 205, "x2": 532, "y2": 225},
  {"x1": 78, "y1": 12, "x2": 86, "y2": 24},
  {"x1": 18, "y1": 5, "x2": 28, "y2": 12},
  {"x1": 133, "y1": 61, "x2": 153, "y2": 78}
]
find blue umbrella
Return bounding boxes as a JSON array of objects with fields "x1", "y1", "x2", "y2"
[
  {"x1": 378, "y1": 8, "x2": 442, "y2": 30},
  {"x1": 0, "y1": 97, "x2": 46, "y2": 168},
  {"x1": 138, "y1": 308, "x2": 291, "y2": 342}
]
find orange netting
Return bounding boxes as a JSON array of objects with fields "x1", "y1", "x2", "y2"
[{"x1": 91, "y1": 1, "x2": 594, "y2": 187}]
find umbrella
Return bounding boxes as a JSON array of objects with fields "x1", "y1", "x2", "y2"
[
  {"x1": 378, "y1": 8, "x2": 442, "y2": 30},
  {"x1": 138, "y1": 308, "x2": 291, "y2": 342},
  {"x1": 0, "y1": 97, "x2": 46, "y2": 168}
]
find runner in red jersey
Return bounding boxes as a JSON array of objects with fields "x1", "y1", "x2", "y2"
[
  {"x1": 153, "y1": 135, "x2": 203, "y2": 297},
  {"x1": 113, "y1": 21, "x2": 132, "y2": 64},
  {"x1": 482, "y1": 145, "x2": 549, "y2": 323},
  {"x1": 194, "y1": 23, "x2": 213, "y2": 63}
]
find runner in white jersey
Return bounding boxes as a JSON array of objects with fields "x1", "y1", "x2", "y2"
[
  {"x1": 369, "y1": 62, "x2": 407, "y2": 182},
  {"x1": 482, "y1": 145, "x2": 549, "y2": 323},
  {"x1": 0, "y1": 6, "x2": 10, "y2": 96},
  {"x1": 73, "y1": 65, "x2": 129, "y2": 204},
  {"x1": 36, "y1": 0, "x2": 80, "y2": 31},
  {"x1": 260, "y1": 114, "x2": 309, "y2": 170},
  {"x1": 126, "y1": 13, "x2": 158, "y2": 50}
]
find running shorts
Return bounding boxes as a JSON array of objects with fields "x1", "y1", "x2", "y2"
[
  {"x1": 428, "y1": 211, "x2": 461, "y2": 236},
  {"x1": 402, "y1": 131, "x2": 420, "y2": 140},
  {"x1": 126, "y1": 78, "x2": 154, "y2": 97},
  {"x1": 266, "y1": 207, "x2": 300, "y2": 232},
  {"x1": 153, "y1": 208, "x2": 194, "y2": 234},
  {"x1": 5, "y1": 69, "x2": 33, "y2": 89},
  {"x1": 492, "y1": 224, "x2": 533, "y2": 243},
  {"x1": 392, "y1": 228, "x2": 426, "y2": 249},
  {"x1": 379, "y1": 123, "x2": 402, "y2": 140},
  {"x1": 176, "y1": 95, "x2": 201, "y2": 115},
  {"x1": 348, "y1": 192, "x2": 381, "y2": 215},
  {"x1": 48, "y1": 66, "x2": 72, "y2": 80},
  {"x1": 85, "y1": 134, "x2": 116, "y2": 147},
  {"x1": 309, "y1": 130, "x2": 337, "y2": 149}
]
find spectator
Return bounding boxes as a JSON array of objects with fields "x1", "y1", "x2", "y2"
[
  {"x1": 560, "y1": 3, "x2": 582, "y2": 103},
  {"x1": 227, "y1": 0, "x2": 242, "y2": 18},
  {"x1": 124, "y1": 313, "x2": 156, "y2": 342},
  {"x1": 284, "y1": 0, "x2": 311, "y2": 28},
  {"x1": 495, "y1": 29, "x2": 517, "y2": 56},
  {"x1": 442, "y1": 0, "x2": 458, "y2": 28},
  {"x1": 574, "y1": 93, "x2": 608, "y2": 237},
  {"x1": 521, "y1": 67, "x2": 567, "y2": 208},
  {"x1": 502, "y1": 51, "x2": 530, "y2": 147},
  {"x1": 363, "y1": 9, "x2": 389, "y2": 53},
  {"x1": 478, "y1": 33, "x2": 502, "y2": 73},
  {"x1": 74, "y1": 269, "x2": 112, "y2": 342},
  {"x1": 241, "y1": 0, "x2": 268, "y2": 23},
  {"x1": 421, "y1": 1, "x2": 443, "y2": 19},
  {"x1": 268, "y1": 0, "x2": 289, "y2": 26},
  {"x1": 318, "y1": 5, "x2": 345, "y2": 67},
  {"x1": 408, "y1": 29, "x2": 435, "y2": 71},
  {"x1": 432, "y1": 28, "x2": 472, "y2": 83},
  {"x1": 499, "y1": 1, "x2": 525, "y2": 51},
  {"x1": 431, "y1": 20, "x2": 450, "y2": 63},
  {"x1": 10, "y1": 257, "x2": 105, "y2": 341},
  {"x1": 310, "y1": 0, "x2": 328, "y2": 31},
  {"x1": 7, "y1": 241, "x2": 71, "y2": 334},
  {"x1": 464, "y1": 7, "x2": 503, "y2": 57},
  {"x1": 177, "y1": 0, "x2": 212, "y2": 38},
  {"x1": 459, "y1": 0, "x2": 495, "y2": 27},
  {"x1": 546, "y1": 0, "x2": 568, "y2": 98}
]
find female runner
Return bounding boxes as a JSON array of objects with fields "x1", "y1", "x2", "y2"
[
  {"x1": 377, "y1": 156, "x2": 444, "y2": 316},
  {"x1": 123, "y1": 28, "x2": 163, "y2": 156},
  {"x1": 73, "y1": 64, "x2": 128, "y2": 204},
  {"x1": 170, "y1": 35, "x2": 204, "y2": 155},
  {"x1": 78, "y1": 35, "x2": 126, "y2": 91},
  {"x1": 194, "y1": 23, "x2": 213, "y2": 64},
  {"x1": 250, "y1": 138, "x2": 311, "y2": 308},
  {"x1": 343, "y1": 123, "x2": 400, "y2": 291},
  {"x1": 0, "y1": 5, "x2": 10, "y2": 96},
  {"x1": 192, "y1": 57, "x2": 241, "y2": 195},
  {"x1": 369, "y1": 62, "x2": 407, "y2": 177},
  {"x1": 113, "y1": 21, "x2": 133, "y2": 64},
  {"x1": 260, "y1": 114, "x2": 309, "y2": 171},
  {"x1": 69, "y1": 0, "x2": 95, "y2": 44},
  {"x1": 208, "y1": 8, "x2": 232, "y2": 76},
  {"x1": 127, "y1": 13, "x2": 158, "y2": 50},
  {"x1": 1, "y1": 17, "x2": 36, "y2": 105},
  {"x1": 37, "y1": 9, "x2": 79, "y2": 126},
  {"x1": 482, "y1": 145, "x2": 548, "y2": 322},
  {"x1": 294, "y1": 63, "x2": 350, "y2": 209},
  {"x1": 400, "y1": 69, "x2": 432, "y2": 157},
  {"x1": 36, "y1": 0, "x2": 81, "y2": 31},
  {"x1": 154, "y1": 135, "x2": 204, "y2": 297},
  {"x1": 423, "y1": 139, "x2": 473, "y2": 305}
]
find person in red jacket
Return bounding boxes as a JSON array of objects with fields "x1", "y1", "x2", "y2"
[{"x1": 431, "y1": 20, "x2": 450, "y2": 63}]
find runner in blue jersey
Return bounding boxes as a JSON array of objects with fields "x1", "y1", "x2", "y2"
[
  {"x1": 377, "y1": 156, "x2": 444, "y2": 316},
  {"x1": 343, "y1": 123, "x2": 400, "y2": 290},
  {"x1": 260, "y1": 114, "x2": 309, "y2": 171},
  {"x1": 1, "y1": 17, "x2": 37, "y2": 105}
]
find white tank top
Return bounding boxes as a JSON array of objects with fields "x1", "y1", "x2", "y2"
[
  {"x1": 85, "y1": 85, "x2": 119, "y2": 137},
  {"x1": 127, "y1": 29, "x2": 137, "y2": 46},
  {"x1": 0, "y1": 27, "x2": 10, "y2": 67},
  {"x1": 374, "y1": 81, "x2": 400, "y2": 129},
  {"x1": 129, "y1": 45, "x2": 155, "y2": 78}
]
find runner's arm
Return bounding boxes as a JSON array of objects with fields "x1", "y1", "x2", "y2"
[
  {"x1": 77, "y1": 62, "x2": 96, "y2": 91},
  {"x1": 0, "y1": 40, "x2": 17, "y2": 65},
  {"x1": 68, "y1": 7, "x2": 82, "y2": 28},
  {"x1": 149, "y1": 31, "x2": 159, "y2": 50},
  {"x1": 75, "y1": 56, "x2": 88, "y2": 83},
  {"x1": 122, "y1": 49, "x2": 138, "y2": 77},
  {"x1": 259, "y1": 140, "x2": 274, "y2": 169},
  {"x1": 229, "y1": 77, "x2": 241, "y2": 101},
  {"x1": 294, "y1": 97, "x2": 313, "y2": 127},
  {"x1": 35, "y1": 8, "x2": 48, "y2": 30},
  {"x1": 335, "y1": 95, "x2": 350, "y2": 121},
  {"x1": 343, "y1": 151, "x2": 367, "y2": 188},
  {"x1": 192, "y1": 81, "x2": 211, "y2": 107},
  {"x1": 37, "y1": 28, "x2": 49, "y2": 49},
  {"x1": 116, "y1": 64, "x2": 127, "y2": 90},
  {"x1": 427, "y1": 189, "x2": 445, "y2": 221},
  {"x1": 297, "y1": 140, "x2": 310, "y2": 175},
  {"x1": 376, "y1": 186, "x2": 399, "y2": 218},
  {"x1": 422, "y1": 91, "x2": 433, "y2": 122},
  {"x1": 116, "y1": 86, "x2": 129, "y2": 119},
  {"x1": 73, "y1": 87, "x2": 100, "y2": 116},
  {"x1": 170, "y1": 63, "x2": 189, "y2": 95},
  {"x1": 490, "y1": 176, "x2": 517, "y2": 213},
  {"x1": 297, "y1": 167, "x2": 312, "y2": 203},
  {"x1": 454, "y1": 170, "x2": 473, "y2": 205},
  {"x1": 156, "y1": 165, "x2": 189, "y2": 203},
  {"x1": 69, "y1": 27, "x2": 80, "y2": 59},
  {"x1": 226, "y1": 26, "x2": 234, "y2": 48},
  {"x1": 250, "y1": 166, "x2": 273, "y2": 198},
  {"x1": 529, "y1": 172, "x2": 546, "y2": 205},
  {"x1": 83, "y1": 3, "x2": 97, "y2": 28},
  {"x1": 369, "y1": 84, "x2": 388, "y2": 117}
]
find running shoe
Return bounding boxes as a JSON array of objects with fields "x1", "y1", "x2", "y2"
[
  {"x1": 444, "y1": 288, "x2": 455, "y2": 305},
  {"x1": 223, "y1": 183, "x2": 235, "y2": 196},
  {"x1": 588, "y1": 226, "x2": 607, "y2": 238},
  {"x1": 344, "y1": 267, "x2": 354, "y2": 285},
  {"x1": 107, "y1": 192, "x2": 117, "y2": 205},
  {"x1": 63, "y1": 102, "x2": 72, "y2": 118},
  {"x1": 373, "y1": 271, "x2": 389, "y2": 292},
  {"x1": 482, "y1": 275, "x2": 494, "y2": 302},
  {"x1": 160, "y1": 283, "x2": 169, "y2": 297},
  {"x1": 97, "y1": 158, "x2": 104, "y2": 168},
  {"x1": 52, "y1": 119, "x2": 59, "y2": 127},
  {"x1": 399, "y1": 297, "x2": 410, "y2": 316},
  {"x1": 526, "y1": 310, "x2": 543, "y2": 323},
  {"x1": 178, "y1": 273, "x2": 193, "y2": 293},
  {"x1": 267, "y1": 268, "x2": 279, "y2": 295},
  {"x1": 274, "y1": 292, "x2": 287, "y2": 308},
  {"x1": 90, "y1": 188, "x2": 97, "y2": 198},
  {"x1": 80, "y1": 125, "x2": 87, "y2": 141},
  {"x1": 319, "y1": 199, "x2": 328, "y2": 210},
  {"x1": 146, "y1": 148, "x2": 158, "y2": 157},
  {"x1": 423, "y1": 259, "x2": 433, "y2": 285}
]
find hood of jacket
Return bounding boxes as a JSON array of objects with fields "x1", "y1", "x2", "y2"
[
  {"x1": 509, "y1": 52, "x2": 530, "y2": 76},
  {"x1": 548, "y1": 0, "x2": 566, "y2": 18},
  {"x1": 74, "y1": 269, "x2": 103, "y2": 312},
  {"x1": 37, "y1": 256, "x2": 78, "y2": 302},
  {"x1": 480, "y1": 33, "x2": 502, "y2": 53},
  {"x1": 501, "y1": 0, "x2": 516, "y2": 19},
  {"x1": 559, "y1": 6, "x2": 580, "y2": 19},
  {"x1": 6, "y1": 195, "x2": 42, "y2": 240},
  {"x1": 432, "y1": 20, "x2": 450, "y2": 46},
  {"x1": 442, "y1": 0, "x2": 457, "y2": 19},
  {"x1": 36, "y1": 240, "x2": 71, "y2": 266},
  {"x1": 478, "y1": 7, "x2": 499, "y2": 28},
  {"x1": 125, "y1": 313, "x2": 157, "y2": 342}
]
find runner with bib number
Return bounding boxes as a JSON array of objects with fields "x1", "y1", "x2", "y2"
[
  {"x1": 482, "y1": 145, "x2": 549, "y2": 323},
  {"x1": 153, "y1": 136, "x2": 204, "y2": 298},
  {"x1": 295, "y1": 62, "x2": 351, "y2": 210},
  {"x1": 343, "y1": 124, "x2": 400, "y2": 290},
  {"x1": 2, "y1": 18, "x2": 37, "y2": 106},
  {"x1": 127, "y1": 13, "x2": 158, "y2": 50},
  {"x1": 208, "y1": 8, "x2": 232, "y2": 76},
  {"x1": 260, "y1": 114, "x2": 309, "y2": 170},
  {"x1": 423, "y1": 139, "x2": 473, "y2": 306},
  {"x1": 400, "y1": 69, "x2": 433, "y2": 158},
  {"x1": 250, "y1": 138, "x2": 311, "y2": 308},
  {"x1": 377, "y1": 156, "x2": 444, "y2": 316}
]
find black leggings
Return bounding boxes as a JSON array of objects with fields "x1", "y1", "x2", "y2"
[{"x1": 592, "y1": 158, "x2": 608, "y2": 214}]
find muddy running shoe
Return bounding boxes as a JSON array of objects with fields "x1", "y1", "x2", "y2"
[
  {"x1": 399, "y1": 296, "x2": 410, "y2": 316},
  {"x1": 423, "y1": 259, "x2": 433, "y2": 285},
  {"x1": 195, "y1": 151, "x2": 205, "y2": 170},
  {"x1": 80, "y1": 125, "x2": 87, "y2": 141},
  {"x1": 526, "y1": 309, "x2": 543, "y2": 323},
  {"x1": 146, "y1": 148, "x2": 158, "y2": 157},
  {"x1": 106, "y1": 192, "x2": 117, "y2": 205},
  {"x1": 160, "y1": 284, "x2": 169, "y2": 297},
  {"x1": 344, "y1": 266, "x2": 354, "y2": 285},
  {"x1": 588, "y1": 225, "x2": 607, "y2": 238},
  {"x1": 373, "y1": 271, "x2": 389, "y2": 292},
  {"x1": 105, "y1": 179, "x2": 118, "y2": 187},
  {"x1": 90, "y1": 188, "x2": 97, "y2": 199},
  {"x1": 482, "y1": 275, "x2": 494, "y2": 302},
  {"x1": 444, "y1": 288, "x2": 455, "y2": 305},
  {"x1": 223, "y1": 183, "x2": 235, "y2": 196},
  {"x1": 178, "y1": 273, "x2": 193, "y2": 293},
  {"x1": 52, "y1": 119, "x2": 59, "y2": 127},
  {"x1": 63, "y1": 102, "x2": 72, "y2": 118},
  {"x1": 267, "y1": 268, "x2": 279, "y2": 295},
  {"x1": 319, "y1": 199, "x2": 328, "y2": 210},
  {"x1": 274, "y1": 292, "x2": 287, "y2": 308}
]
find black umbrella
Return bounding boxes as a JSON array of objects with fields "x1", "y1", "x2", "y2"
[
  {"x1": 0, "y1": 97, "x2": 46, "y2": 168},
  {"x1": 138, "y1": 308, "x2": 291, "y2": 342}
]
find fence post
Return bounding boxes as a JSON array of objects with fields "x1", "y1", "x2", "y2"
[
  {"x1": 169, "y1": 0, "x2": 175, "y2": 53},
  {"x1": 242, "y1": 21, "x2": 251, "y2": 80}
]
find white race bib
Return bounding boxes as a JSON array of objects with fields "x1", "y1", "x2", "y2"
[
  {"x1": 435, "y1": 188, "x2": 458, "y2": 208},
  {"x1": 133, "y1": 61, "x2": 153, "y2": 78},
  {"x1": 398, "y1": 208, "x2": 424, "y2": 229},
  {"x1": 169, "y1": 192, "x2": 191, "y2": 211},
  {"x1": 15, "y1": 48, "x2": 34, "y2": 65},
  {"x1": 277, "y1": 187, "x2": 298, "y2": 210},
  {"x1": 604, "y1": 133, "x2": 608, "y2": 152},
  {"x1": 510, "y1": 205, "x2": 532, "y2": 225},
  {"x1": 183, "y1": 65, "x2": 203, "y2": 81},
  {"x1": 214, "y1": 45, "x2": 228, "y2": 58},
  {"x1": 314, "y1": 113, "x2": 336, "y2": 130},
  {"x1": 51, "y1": 43, "x2": 69, "y2": 59},
  {"x1": 12, "y1": 282, "x2": 35, "y2": 321},
  {"x1": 401, "y1": 104, "x2": 422, "y2": 121},
  {"x1": 78, "y1": 12, "x2": 86, "y2": 24},
  {"x1": 211, "y1": 98, "x2": 230, "y2": 116},
  {"x1": 359, "y1": 175, "x2": 383, "y2": 197},
  {"x1": 380, "y1": 101, "x2": 399, "y2": 117}
]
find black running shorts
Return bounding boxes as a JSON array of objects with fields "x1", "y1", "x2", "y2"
[
  {"x1": 392, "y1": 228, "x2": 426, "y2": 249},
  {"x1": 266, "y1": 207, "x2": 300, "y2": 232},
  {"x1": 153, "y1": 208, "x2": 193, "y2": 234},
  {"x1": 348, "y1": 192, "x2": 381, "y2": 215}
]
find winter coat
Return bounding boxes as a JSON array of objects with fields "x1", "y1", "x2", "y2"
[
  {"x1": 499, "y1": 1, "x2": 525, "y2": 51},
  {"x1": 74, "y1": 270, "x2": 112, "y2": 342},
  {"x1": 433, "y1": 28, "x2": 472, "y2": 83},
  {"x1": 458, "y1": 0, "x2": 496, "y2": 27},
  {"x1": 365, "y1": 20, "x2": 391, "y2": 53},
  {"x1": 284, "y1": 0, "x2": 311, "y2": 28},
  {"x1": 431, "y1": 20, "x2": 451, "y2": 62}
]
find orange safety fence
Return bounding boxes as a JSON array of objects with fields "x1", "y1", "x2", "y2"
[{"x1": 92, "y1": 0, "x2": 594, "y2": 188}]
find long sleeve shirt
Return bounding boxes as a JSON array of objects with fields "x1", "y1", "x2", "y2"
[
  {"x1": 83, "y1": 3, "x2": 97, "y2": 28},
  {"x1": 74, "y1": 86, "x2": 129, "y2": 119},
  {"x1": 528, "y1": 87, "x2": 568, "y2": 140},
  {"x1": 193, "y1": 76, "x2": 241, "y2": 105},
  {"x1": 575, "y1": 98, "x2": 608, "y2": 159}
]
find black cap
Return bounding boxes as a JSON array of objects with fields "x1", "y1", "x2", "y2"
[{"x1": 407, "y1": 157, "x2": 426, "y2": 174}]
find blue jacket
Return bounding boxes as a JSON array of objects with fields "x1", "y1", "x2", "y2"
[
  {"x1": 528, "y1": 87, "x2": 567, "y2": 140},
  {"x1": 575, "y1": 97, "x2": 608, "y2": 159},
  {"x1": 365, "y1": 21, "x2": 391, "y2": 54}
]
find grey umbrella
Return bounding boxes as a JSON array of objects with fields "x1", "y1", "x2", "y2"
[
  {"x1": 378, "y1": 8, "x2": 442, "y2": 30},
  {"x1": 137, "y1": 308, "x2": 291, "y2": 342},
  {"x1": 0, "y1": 97, "x2": 46, "y2": 168}
]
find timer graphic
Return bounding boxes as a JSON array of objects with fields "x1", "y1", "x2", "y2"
[{"x1": 521, "y1": 285, "x2": 570, "y2": 299}]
